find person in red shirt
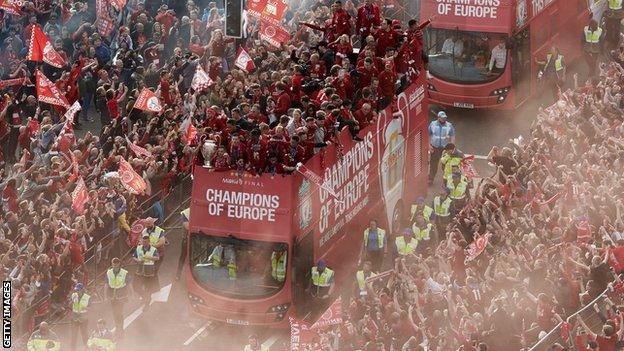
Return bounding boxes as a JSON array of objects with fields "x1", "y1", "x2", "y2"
[
  {"x1": 375, "y1": 19, "x2": 400, "y2": 57},
  {"x1": 282, "y1": 135, "x2": 306, "y2": 167},
  {"x1": 308, "y1": 53, "x2": 327, "y2": 79},
  {"x1": 155, "y1": 7, "x2": 176, "y2": 37},
  {"x1": 357, "y1": 57, "x2": 379, "y2": 90},
  {"x1": 159, "y1": 71, "x2": 172, "y2": 106},
  {"x1": 356, "y1": 0, "x2": 381, "y2": 44},
  {"x1": 273, "y1": 82, "x2": 291, "y2": 118},
  {"x1": 106, "y1": 90, "x2": 120, "y2": 120},
  {"x1": 353, "y1": 103, "x2": 375, "y2": 129},
  {"x1": 378, "y1": 61, "x2": 396, "y2": 109},
  {"x1": 577, "y1": 314, "x2": 624, "y2": 351},
  {"x1": 330, "y1": 34, "x2": 353, "y2": 67},
  {"x1": 331, "y1": 1, "x2": 352, "y2": 38}
]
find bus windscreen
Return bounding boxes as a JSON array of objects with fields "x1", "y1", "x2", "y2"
[
  {"x1": 190, "y1": 233, "x2": 287, "y2": 299},
  {"x1": 426, "y1": 28, "x2": 508, "y2": 84}
]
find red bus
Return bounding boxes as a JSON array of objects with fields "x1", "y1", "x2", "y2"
[
  {"x1": 185, "y1": 75, "x2": 429, "y2": 326},
  {"x1": 421, "y1": 0, "x2": 594, "y2": 109}
]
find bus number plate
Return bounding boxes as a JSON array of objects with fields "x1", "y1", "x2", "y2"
[
  {"x1": 226, "y1": 319, "x2": 250, "y2": 325},
  {"x1": 453, "y1": 102, "x2": 474, "y2": 109}
]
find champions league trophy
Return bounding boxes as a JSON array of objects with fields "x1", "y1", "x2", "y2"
[{"x1": 201, "y1": 138, "x2": 217, "y2": 168}]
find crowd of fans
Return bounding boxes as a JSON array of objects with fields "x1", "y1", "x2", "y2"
[
  {"x1": 0, "y1": 0, "x2": 425, "y2": 343},
  {"x1": 299, "y1": 66, "x2": 624, "y2": 350}
]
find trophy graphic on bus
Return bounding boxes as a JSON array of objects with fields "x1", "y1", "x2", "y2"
[{"x1": 377, "y1": 100, "x2": 408, "y2": 234}]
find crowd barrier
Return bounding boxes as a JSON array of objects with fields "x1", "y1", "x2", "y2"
[{"x1": 12, "y1": 174, "x2": 193, "y2": 345}]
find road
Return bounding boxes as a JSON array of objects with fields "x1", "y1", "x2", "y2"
[{"x1": 40, "y1": 93, "x2": 549, "y2": 351}]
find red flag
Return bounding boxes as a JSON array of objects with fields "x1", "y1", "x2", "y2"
[
  {"x1": 259, "y1": 20, "x2": 290, "y2": 47},
  {"x1": 127, "y1": 218, "x2": 156, "y2": 247},
  {"x1": 247, "y1": 0, "x2": 268, "y2": 18},
  {"x1": 0, "y1": 0, "x2": 22, "y2": 16},
  {"x1": 191, "y1": 64, "x2": 212, "y2": 93},
  {"x1": 125, "y1": 137, "x2": 153, "y2": 158},
  {"x1": 63, "y1": 101, "x2": 82, "y2": 132},
  {"x1": 27, "y1": 25, "x2": 67, "y2": 68},
  {"x1": 260, "y1": 0, "x2": 288, "y2": 25},
  {"x1": 560, "y1": 321, "x2": 572, "y2": 341},
  {"x1": 311, "y1": 297, "x2": 343, "y2": 329},
  {"x1": 118, "y1": 158, "x2": 147, "y2": 194},
  {"x1": 180, "y1": 117, "x2": 198, "y2": 145},
  {"x1": 296, "y1": 163, "x2": 341, "y2": 200},
  {"x1": 465, "y1": 232, "x2": 491, "y2": 262},
  {"x1": 235, "y1": 47, "x2": 256, "y2": 72},
  {"x1": 96, "y1": 0, "x2": 114, "y2": 37},
  {"x1": 459, "y1": 155, "x2": 479, "y2": 179},
  {"x1": 0, "y1": 77, "x2": 31, "y2": 89},
  {"x1": 110, "y1": 0, "x2": 126, "y2": 10},
  {"x1": 27, "y1": 118, "x2": 40, "y2": 134},
  {"x1": 71, "y1": 177, "x2": 89, "y2": 215},
  {"x1": 134, "y1": 88, "x2": 163, "y2": 113},
  {"x1": 19, "y1": 149, "x2": 31, "y2": 166},
  {"x1": 36, "y1": 70, "x2": 69, "y2": 108},
  {"x1": 289, "y1": 317, "x2": 319, "y2": 351}
]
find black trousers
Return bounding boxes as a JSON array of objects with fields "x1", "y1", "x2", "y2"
[
  {"x1": 429, "y1": 146, "x2": 444, "y2": 182},
  {"x1": 365, "y1": 250, "x2": 384, "y2": 272},
  {"x1": 111, "y1": 299, "x2": 124, "y2": 333},
  {"x1": 70, "y1": 318, "x2": 88, "y2": 350}
]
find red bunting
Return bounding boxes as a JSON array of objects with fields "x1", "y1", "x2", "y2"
[
  {"x1": 311, "y1": 297, "x2": 343, "y2": 329},
  {"x1": 134, "y1": 88, "x2": 163, "y2": 113},
  {"x1": 289, "y1": 317, "x2": 319, "y2": 351},
  {"x1": 0, "y1": 0, "x2": 22, "y2": 16},
  {"x1": 118, "y1": 158, "x2": 147, "y2": 194},
  {"x1": 126, "y1": 137, "x2": 153, "y2": 158},
  {"x1": 0, "y1": 77, "x2": 31, "y2": 89},
  {"x1": 247, "y1": 0, "x2": 268, "y2": 18},
  {"x1": 465, "y1": 232, "x2": 492, "y2": 262},
  {"x1": 35, "y1": 70, "x2": 69, "y2": 108},
  {"x1": 28, "y1": 25, "x2": 67, "y2": 68},
  {"x1": 260, "y1": 0, "x2": 288, "y2": 25}
]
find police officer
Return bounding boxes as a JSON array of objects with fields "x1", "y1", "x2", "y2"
[
  {"x1": 412, "y1": 214, "x2": 435, "y2": 250},
  {"x1": 606, "y1": 0, "x2": 624, "y2": 50},
  {"x1": 271, "y1": 246, "x2": 287, "y2": 283},
  {"x1": 133, "y1": 234, "x2": 160, "y2": 308},
  {"x1": 27, "y1": 322, "x2": 60, "y2": 351},
  {"x1": 243, "y1": 333, "x2": 268, "y2": 351},
  {"x1": 310, "y1": 259, "x2": 335, "y2": 299},
  {"x1": 410, "y1": 196, "x2": 433, "y2": 223},
  {"x1": 440, "y1": 143, "x2": 464, "y2": 184},
  {"x1": 433, "y1": 188, "x2": 452, "y2": 236},
  {"x1": 582, "y1": 19, "x2": 603, "y2": 76},
  {"x1": 106, "y1": 257, "x2": 129, "y2": 337},
  {"x1": 360, "y1": 219, "x2": 387, "y2": 272},
  {"x1": 428, "y1": 111, "x2": 455, "y2": 185},
  {"x1": 394, "y1": 228, "x2": 418, "y2": 258},
  {"x1": 536, "y1": 46, "x2": 566, "y2": 100},
  {"x1": 208, "y1": 243, "x2": 238, "y2": 280},
  {"x1": 87, "y1": 319, "x2": 116, "y2": 351},
  {"x1": 355, "y1": 261, "x2": 377, "y2": 297},
  {"x1": 447, "y1": 171, "x2": 469, "y2": 211},
  {"x1": 70, "y1": 282, "x2": 91, "y2": 350},
  {"x1": 176, "y1": 207, "x2": 190, "y2": 281},
  {"x1": 142, "y1": 218, "x2": 166, "y2": 271}
]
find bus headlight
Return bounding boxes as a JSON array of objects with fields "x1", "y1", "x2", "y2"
[
  {"x1": 427, "y1": 83, "x2": 437, "y2": 91},
  {"x1": 490, "y1": 87, "x2": 510, "y2": 96},
  {"x1": 267, "y1": 303, "x2": 291, "y2": 313},
  {"x1": 188, "y1": 293, "x2": 206, "y2": 305}
]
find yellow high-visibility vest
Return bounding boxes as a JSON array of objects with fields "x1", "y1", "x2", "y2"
[
  {"x1": 311, "y1": 267, "x2": 334, "y2": 287},
  {"x1": 106, "y1": 268, "x2": 128, "y2": 289},
  {"x1": 356, "y1": 270, "x2": 376, "y2": 294},
  {"x1": 363, "y1": 228, "x2": 386, "y2": 249},
  {"x1": 395, "y1": 236, "x2": 417, "y2": 255},
  {"x1": 87, "y1": 337, "x2": 116, "y2": 351},
  {"x1": 145, "y1": 226, "x2": 165, "y2": 246},
  {"x1": 433, "y1": 196, "x2": 452, "y2": 217},
  {"x1": 411, "y1": 204, "x2": 433, "y2": 221},
  {"x1": 584, "y1": 26, "x2": 603, "y2": 43},
  {"x1": 27, "y1": 336, "x2": 60, "y2": 351},
  {"x1": 227, "y1": 262, "x2": 237, "y2": 279},
  {"x1": 71, "y1": 292, "x2": 91, "y2": 314},
  {"x1": 136, "y1": 245, "x2": 157, "y2": 265},
  {"x1": 271, "y1": 251, "x2": 287, "y2": 282},
  {"x1": 610, "y1": 0, "x2": 623, "y2": 10},
  {"x1": 244, "y1": 345, "x2": 269, "y2": 351},
  {"x1": 447, "y1": 179, "x2": 468, "y2": 200},
  {"x1": 441, "y1": 152, "x2": 462, "y2": 181},
  {"x1": 546, "y1": 54, "x2": 565, "y2": 72},
  {"x1": 413, "y1": 223, "x2": 433, "y2": 241}
]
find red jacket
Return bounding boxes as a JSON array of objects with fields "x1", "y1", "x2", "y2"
[
  {"x1": 378, "y1": 69, "x2": 396, "y2": 98},
  {"x1": 308, "y1": 61, "x2": 327, "y2": 79},
  {"x1": 375, "y1": 28, "x2": 400, "y2": 57},
  {"x1": 331, "y1": 9, "x2": 352, "y2": 37},
  {"x1": 282, "y1": 144, "x2": 306, "y2": 167},
  {"x1": 354, "y1": 108, "x2": 374, "y2": 129},
  {"x1": 356, "y1": 4, "x2": 381, "y2": 37},
  {"x1": 274, "y1": 91, "x2": 291, "y2": 117},
  {"x1": 356, "y1": 65, "x2": 378, "y2": 89}
]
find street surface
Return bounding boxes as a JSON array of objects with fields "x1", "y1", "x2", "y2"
[{"x1": 44, "y1": 94, "x2": 548, "y2": 351}]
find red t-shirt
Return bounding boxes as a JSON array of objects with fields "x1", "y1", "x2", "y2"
[
  {"x1": 597, "y1": 334, "x2": 618, "y2": 351},
  {"x1": 107, "y1": 99, "x2": 120, "y2": 119}
]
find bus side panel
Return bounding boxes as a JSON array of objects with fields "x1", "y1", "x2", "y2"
[{"x1": 292, "y1": 76, "x2": 429, "y2": 289}]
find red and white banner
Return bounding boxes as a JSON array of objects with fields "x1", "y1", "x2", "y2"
[
  {"x1": 0, "y1": 0, "x2": 23, "y2": 16},
  {"x1": 127, "y1": 218, "x2": 155, "y2": 247},
  {"x1": 71, "y1": 177, "x2": 89, "y2": 215},
  {"x1": 235, "y1": 47, "x2": 256, "y2": 72},
  {"x1": 126, "y1": 137, "x2": 153, "y2": 158},
  {"x1": 63, "y1": 101, "x2": 82, "y2": 131},
  {"x1": 134, "y1": 88, "x2": 163, "y2": 113},
  {"x1": 260, "y1": 0, "x2": 288, "y2": 25},
  {"x1": 460, "y1": 155, "x2": 478, "y2": 179},
  {"x1": 110, "y1": 0, "x2": 126, "y2": 10},
  {"x1": 118, "y1": 158, "x2": 147, "y2": 194},
  {"x1": 0, "y1": 77, "x2": 31, "y2": 89},
  {"x1": 191, "y1": 64, "x2": 212, "y2": 93},
  {"x1": 289, "y1": 317, "x2": 319, "y2": 351},
  {"x1": 259, "y1": 20, "x2": 290, "y2": 47},
  {"x1": 311, "y1": 297, "x2": 342, "y2": 329},
  {"x1": 28, "y1": 25, "x2": 67, "y2": 68},
  {"x1": 96, "y1": 0, "x2": 114, "y2": 37},
  {"x1": 35, "y1": 70, "x2": 69, "y2": 108},
  {"x1": 296, "y1": 163, "x2": 341, "y2": 200},
  {"x1": 181, "y1": 117, "x2": 198, "y2": 144},
  {"x1": 247, "y1": 0, "x2": 268, "y2": 18},
  {"x1": 465, "y1": 232, "x2": 491, "y2": 262}
]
